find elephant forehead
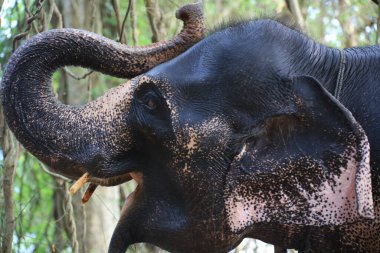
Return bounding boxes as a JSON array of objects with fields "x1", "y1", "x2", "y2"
[{"x1": 143, "y1": 76, "x2": 231, "y2": 152}]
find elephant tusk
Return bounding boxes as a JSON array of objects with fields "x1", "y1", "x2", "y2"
[
  {"x1": 82, "y1": 183, "x2": 98, "y2": 204},
  {"x1": 70, "y1": 172, "x2": 134, "y2": 202},
  {"x1": 70, "y1": 172, "x2": 89, "y2": 195}
]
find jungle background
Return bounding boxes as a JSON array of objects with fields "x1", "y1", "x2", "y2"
[{"x1": 0, "y1": 0, "x2": 378, "y2": 252}]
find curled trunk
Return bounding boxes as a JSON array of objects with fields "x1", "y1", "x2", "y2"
[{"x1": 1, "y1": 3, "x2": 204, "y2": 182}]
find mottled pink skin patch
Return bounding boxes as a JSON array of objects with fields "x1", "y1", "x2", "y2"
[
  {"x1": 339, "y1": 194, "x2": 380, "y2": 252},
  {"x1": 355, "y1": 139, "x2": 373, "y2": 218},
  {"x1": 226, "y1": 143, "x2": 373, "y2": 233}
]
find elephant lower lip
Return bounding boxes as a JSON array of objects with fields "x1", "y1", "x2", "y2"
[
  {"x1": 123, "y1": 183, "x2": 141, "y2": 212},
  {"x1": 88, "y1": 173, "x2": 134, "y2": 186},
  {"x1": 122, "y1": 172, "x2": 143, "y2": 213}
]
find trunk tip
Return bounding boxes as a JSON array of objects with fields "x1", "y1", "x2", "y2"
[{"x1": 176, "y1": 2, "x2": 203, "y2": 24}]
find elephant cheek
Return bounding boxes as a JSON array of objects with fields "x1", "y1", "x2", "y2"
[{"x1": 225, "y1": 195, "x2": 266, "y2": 232}]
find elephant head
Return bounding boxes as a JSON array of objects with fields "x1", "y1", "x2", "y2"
[
  {"x1": 2, "y1": 3, "x2": 204, "y2": 185},
  {"x1": 2, "y1": 6, "x2": 375, "y2": 253}
]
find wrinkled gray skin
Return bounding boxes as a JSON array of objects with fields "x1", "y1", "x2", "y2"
[{"x1": 2, "y1": 4, "x2": 380, "y2": 253}]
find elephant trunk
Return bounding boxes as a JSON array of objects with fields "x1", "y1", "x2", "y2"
[{"x1": 1, "y1": 3, "x2": 204, "y2": 181}]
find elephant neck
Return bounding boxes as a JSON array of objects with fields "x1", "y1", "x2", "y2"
[
  {"x1": 289, "y1": 39, "x2": 342, "y2": 95},
  {"x1": 291, "y1": 39, "x2": 380, "y2": 100}
]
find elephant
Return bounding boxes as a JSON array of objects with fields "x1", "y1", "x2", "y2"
[{"x1": 2, "y1": 2, "x2": 380, "y2": 253}]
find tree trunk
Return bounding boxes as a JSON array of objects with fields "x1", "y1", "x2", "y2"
[
  {"x1": 337, "y1": 0, "x2": 358, "y2": 47},
  {"x1": 0, "y1": 0, "x2": 4, "y2": 27},
  {"x1": 130, "y1": 0, "x2": 137, "y2": 45},
  {"x1": 286, "y1": 0, "x2": 306, "y2": 29},
  {"x1": 144, "y1": 0, "x2": 163, "y2": 42},
  {"x1": 1, "y1": 127, "x2": 19, "y2": 253},
  {"x1": 319, "y1": 0, "x2": 326, "y2": 44}
]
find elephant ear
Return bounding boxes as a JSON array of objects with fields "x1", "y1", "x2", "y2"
[{"x1": 224, "y1": 76, "x2": 374, "y2": 233}]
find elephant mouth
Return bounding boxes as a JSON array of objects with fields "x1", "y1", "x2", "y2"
[
  {"x1": 122, "y1": 172, "x2": 143, "y2": 212},
  {"x1": 70, "y1": 171, "x2": 142, "y2": 204}
]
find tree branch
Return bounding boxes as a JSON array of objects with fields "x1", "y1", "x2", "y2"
[
  {"x1": 63, "y1": 68, "x2": 94, "y2": 81},
  {"x1": 44, "y1": 0, "x2": 62, "y2": 31},
  {"x1": 0, "y1": 0, "x2": 4, "y2": 27},
  {"x1": 111, "y1": 0, "x2": 123, "y2": 40},
  {"x1": 144, "y1": 0, "x2": 160, "y2": 42},
  {"x1": 2, "y1": 128, "x2": 20, "y2": 253},
  {"x1": 119, "y1": 0, "x2": 132, "y2": 43},
  {"x1": 13, "y1": 0, "x2": 45, "y2": 51},
  {"x1": 377, "y1": 2, "x2": 380, "y2": 44},
  {"x1": 64, "y1": 183, "x2": 79, "y2": 253},
  {"x1": 286, "y1": 0, "x2": 306, "y2": 30},
  {"x1": 130, "y1": 0, "x2": 137, "y2": 45}
]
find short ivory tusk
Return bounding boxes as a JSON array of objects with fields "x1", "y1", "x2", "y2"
[
  {"x1": 70, "y1": 172, "x2": 89, "y2": 195},
  {"x1": 82, "y1": 183, "x2": 98, "y2": 204}
]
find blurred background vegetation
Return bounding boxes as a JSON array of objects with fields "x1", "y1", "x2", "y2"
[{"x1": 0, "y1": 0, "x2": 378, "y2": 252}]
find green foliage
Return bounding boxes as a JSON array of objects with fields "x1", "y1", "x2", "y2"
[
  {"x1": 0, "y1": 0, "x2": 25, "y2": 78},
  {"x1": 13, "y1": 152, "x2": 57, "y2": 253},
  {"x1": 305, "y1": 0, "x2": 377, "y2": 47}
]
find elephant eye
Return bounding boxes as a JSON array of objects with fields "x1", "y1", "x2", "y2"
[
  {"x1": 143, "y1": 93, "x2": 158, "y2": 111},
  {"x1": 147, "y1": 98, "x2": 157, "y2": 110}
]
